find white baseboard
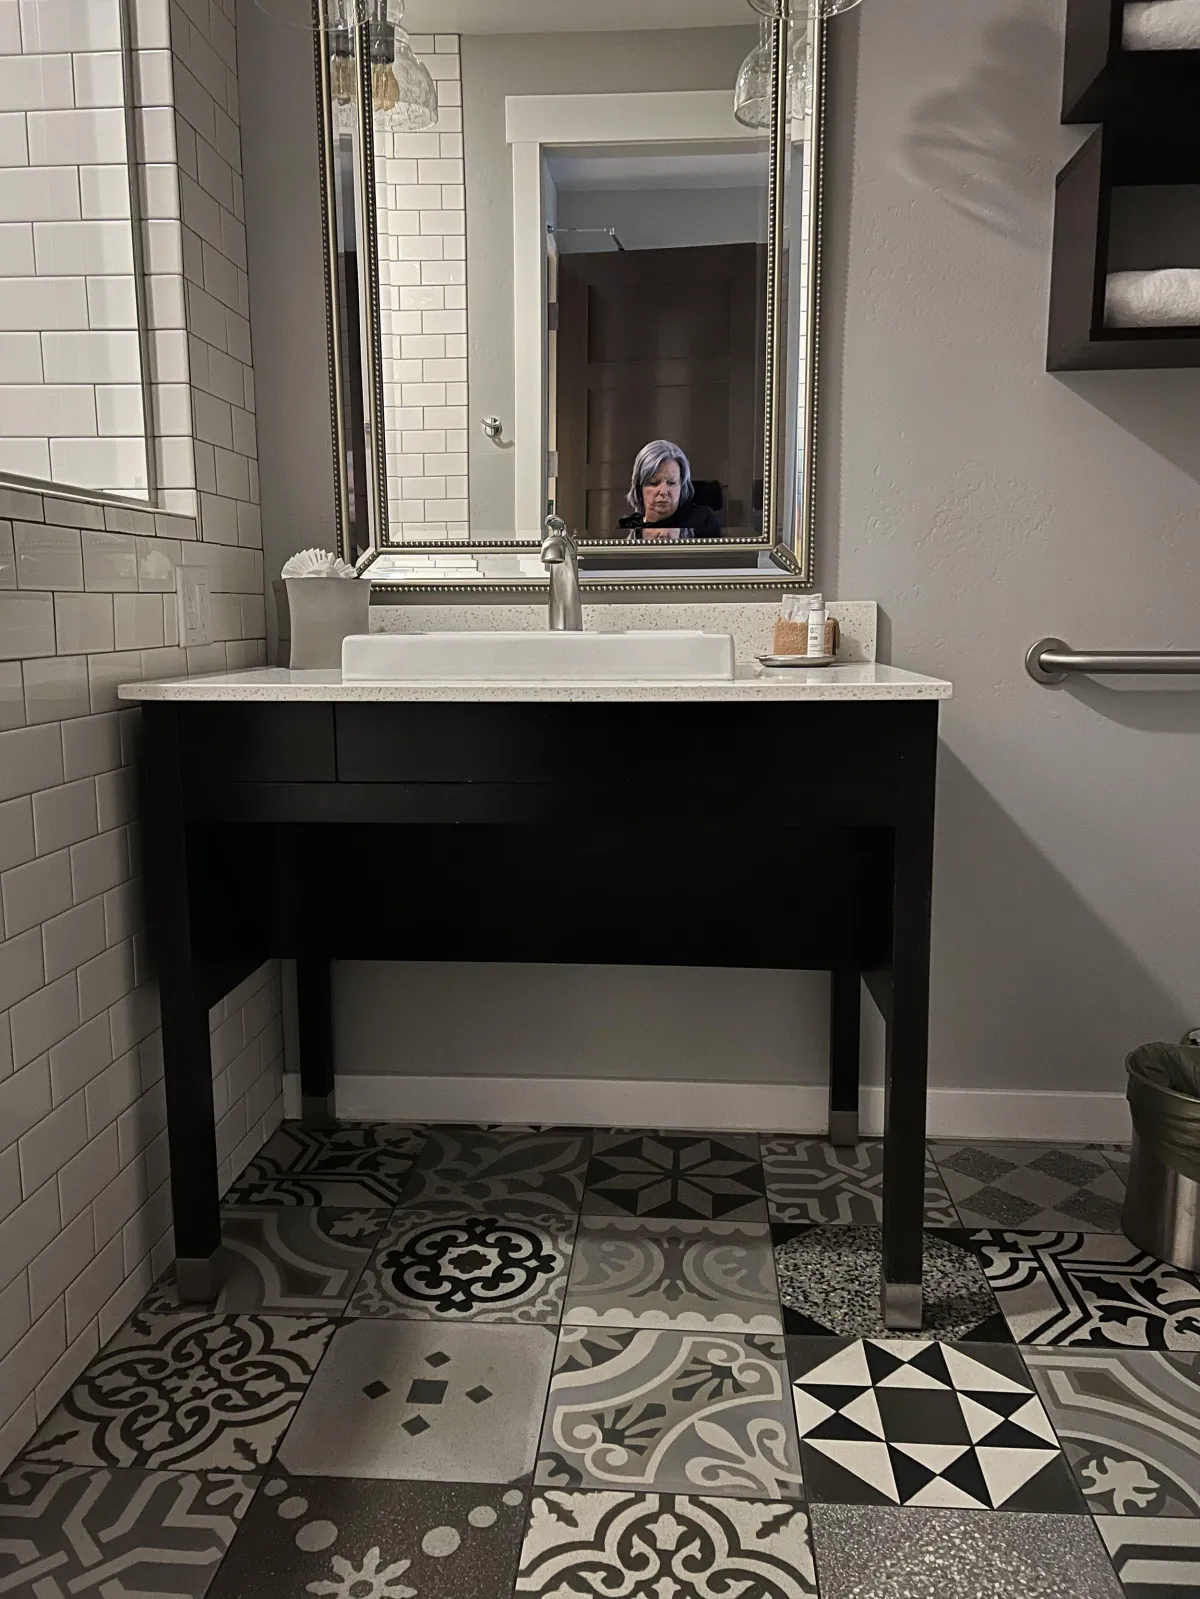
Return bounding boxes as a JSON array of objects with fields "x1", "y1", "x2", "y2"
[{"x1": 281, "y1": 1074, "x2": 1130, "y2": 1143}]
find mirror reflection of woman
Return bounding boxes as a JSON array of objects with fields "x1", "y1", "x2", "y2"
[{"x1": 619, "y1": 440, "x2": 722, "y2": 541}]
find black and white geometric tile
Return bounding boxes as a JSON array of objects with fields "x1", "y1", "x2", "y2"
[
  {"x1": 229, "y1": 1122, "x2": 426, "y2": 1207},
  {"x1": 143, "y1": 1209, "x2": 385, "y2": 1315},
  {"x1": 208, "y1": 1476, "x2": 529, "y2": 1599},
  {"x1": 347, "y1": 1204, "x2": 576, "y2": 1323},
  {"x1": 789, "y1": 1338, "x2": 1082, "y2": 1511},
  {"x1": 1095, "y1": 1516, "x2": 1200, "y2": 1597},
  {"x1": 279, "y1": 1319, "x2": 556, "y2": 1483},
  {"x1": 0, "y1": 1464, "x2": 255, "y2": 1598},
  {"x1": 762, "y1": 1139, "x2": 958, "y2": 1227},
  {"x1": 932, "y1": 1143, "x2": 1126, "y2": 1231},
  {"x1": 516, "y1": 1490, "x2": 817, "y2": 1597},
  {"x1": 773, "y1": 1225, "x2": 1011, "y2": 1342},
  {"x1": 562, "y1": 1215, "x2": 781, "y2": 1333},
  {"x1": 22, "y1": 1312, "x2": 334, "y2": 1471},
  {"x1": 977, "y1": 1231, "x2": 1200, "y2": 1348},
  {"x1": 812, "y1": 1505, "x2": 1126, "y2": 1599},
  {"x1": 402, "y1": 1125, "x2": 591, "y2": 1217},
  {"x1": 583, "y1": 1131, "x2": 767, "y2": 1221},
  {"x1": 1026, "y1": 1349, "x2": 1200, "y2": 1516},
  {"x1": 536, "y1": 1326, "x2": 803, "y2": 1500}
]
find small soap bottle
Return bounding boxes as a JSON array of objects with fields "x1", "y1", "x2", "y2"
[{"x1": 806, "y1": 593, "x2": 826, "y2": 656}]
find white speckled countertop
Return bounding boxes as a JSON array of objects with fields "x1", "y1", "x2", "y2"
[{"x1": 118, "y1": 664, "x2": 952, "y2": 703}]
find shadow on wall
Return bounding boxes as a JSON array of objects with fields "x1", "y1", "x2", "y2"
[
  {"x1": 1059, "y1": 369, "x2": 1200, "y2": 485},
  {"x1": 932, "y1": 747, "x2": 1188, "y2": 1095},
  {"x1": 902, "y1": 9, "x2": 1064, "y2": 250}
]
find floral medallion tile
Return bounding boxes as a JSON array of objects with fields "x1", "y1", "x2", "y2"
[
  {"x1": 762, "y1": 1139, "x2": 958, "y2": 1227},
  {"x1": 583, "y1": 1131, "x2": 767, "y2": 1222},
  {"x1": 144, "y1": 1209, "x2": 385, "y2": 1315},
  {"x1": 227, "y1": 1122, "x2": 424, "y2": 1207},
  {"x1": 536, "y1": 1326, "x2": 803, "y2": 1500},
  {"x1": 21, "y1": 1312, "x2": 334, "y2": 1471},
  {"x1": 517, "y1": 1490, "x2": 817, "y2": 1597},
  {"x1": 976, "y1": 1231, "x2": 1200, "y2": 1348},
  {"x1": 931, "y1": 1143, "x2": 1125, "y2": 1232},
  {"x1": 347, "y1": 1204, "x2": 576, "y2": 1323},
  {"x1": 790, "y1": 1338, "x2": 1082, "y2": 1512},
  {"x1": 207, "y1": 1476, "x2": 528, "y2": 1599},
  {"x1": 279, "y1": 1319, "x2": 556, "y2": 1483},
  {"x1": 401, "y1": 1125, "x2": 591, "y2": 1216},
  {"x1": 562, "y1": 1215, "x2": 781, "y2": 1333},
  {"x1": 0, "y1": 1464, "x2": 255, "y2": 1597},
  {"x1": 1026, "y1": 1348, "x2": 1200, "y2": 1516},
  {"x1": 1096, "y1": 1516, "x2": 1200, "y2": 1597},
  {"x1": 772, "y1": 1225, "x2": 1011, "y2": 1343}
]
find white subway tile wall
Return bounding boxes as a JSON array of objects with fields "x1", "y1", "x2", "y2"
[{"x1": 375, "y1": 36, "x2": 470, "y2": 542}]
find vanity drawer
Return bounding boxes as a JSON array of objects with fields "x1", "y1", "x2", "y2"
[{"x1": 179, "y1": 704, "x2": 337, "y2": 784}]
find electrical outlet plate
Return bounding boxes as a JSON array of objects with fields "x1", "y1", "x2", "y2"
[{"x1": 176, "y1": 567, "x2": 212, "y2": 647}]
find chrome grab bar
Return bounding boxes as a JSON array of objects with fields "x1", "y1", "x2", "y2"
[{"x1": 1027, "y1": 638, "x2": 1200, "y2": 686}]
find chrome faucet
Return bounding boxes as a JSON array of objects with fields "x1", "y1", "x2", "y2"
[{"x1": 540, "y1": 515, "x2": 583, "y2": 632}]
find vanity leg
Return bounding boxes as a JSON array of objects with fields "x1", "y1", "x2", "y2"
[
  {"x1": 828, "y1": 968, "x2": 861, "y2": 1146},
  {"x1": 140, "y1": 705, "x2": 221, "y2": 1304},
  {"x1": 297, "y1": 955, "x2": 336, "y2": 1128}
]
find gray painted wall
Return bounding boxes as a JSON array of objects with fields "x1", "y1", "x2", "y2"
[{"x1": 461, "y1": 26, "x2": 756, "y2": 533}]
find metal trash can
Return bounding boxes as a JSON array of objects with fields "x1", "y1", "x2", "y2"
[{"x1": 1124, "y1": 1041, "x2": 1200, "y2": 1271}]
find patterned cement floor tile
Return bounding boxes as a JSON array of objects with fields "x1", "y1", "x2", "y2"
[
  {"x1": 516, "y1": 1490, "x2": 817, "y2": 1597},
  {"x1": 347, "y1": 1204, "x2": 576, "y2": 1323},
  {"x1": 401, "y1": 1125, "x2": 591, "y2": 1216},
  {"x1": 773, "y1": 1226, "x2": 1011, "y2": 1343},
  {"x1": 561, "y1": 1215, "x2": 781, "y2": 1333},
  {"x1": 208, "y1": 1476, "x2": 529, "y2": 1599},
  {"x1": 21, "y1": 1312, "x2": 334, "y2": 1471},
  {"x1": 762, "y1": 1139, "x2": 958, "y2": 1227},
  {"x1": 932, "y1": 1143, "x2": 1126, "y2": 1231},
  {"x1": 811, "y1": 1505, "x2": 1125, "y2": 1598},
  {"x1": 1096, "y1": 1517, "x2": 1200, "y2": 1596},
  {"x1": 278, "y1": 1318, "x2": 556, "y2": 1483},
  {"x1": 143, "y1": 1209, "x2": 385, "y2": 1315},
  {"x1": 584, "y1": 1131, "x2": 767, "y2": 1222},
  {"x1": 1026, "y1": 1348, "x2": 1200, "y2": 1516},
  {"x1": 976, "y1": 1231, "x2": 1200, "y2": 1349},
  {"x1": 227, "y1": 1122, "x2": 424, "y2": 1207},
  {"x1": 0, "y1": 1464, "x2": 255, "y2": 1597},
  {"x1": 790, "y1": 1338, "x2": 1082, "y2": 1512},
  {"x1": 536, "y1": 1326, "x2": 803, "y2": 1501}
]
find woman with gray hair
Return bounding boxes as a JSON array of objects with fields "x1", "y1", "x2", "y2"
[{"x1": 618, "y1": 439, "x2": 722, "y2": 540}]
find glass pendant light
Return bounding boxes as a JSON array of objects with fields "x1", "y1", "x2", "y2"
[
  {"x1": 369, "y1": 0, "x2": 439, "y2": 133},
  {"x1": 734, "y1": 21, "x2": 812, "y2": 127}
]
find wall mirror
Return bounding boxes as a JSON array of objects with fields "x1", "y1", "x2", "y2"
[{"x1": 308, "y1": 0, "x2": 825, "y2": 591}]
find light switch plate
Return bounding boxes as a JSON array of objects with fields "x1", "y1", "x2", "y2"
[{"x1": 176, "y1": 567, "x2": 212, "y2": 646}]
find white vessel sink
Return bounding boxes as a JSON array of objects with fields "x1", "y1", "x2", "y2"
[{"x1": 342, "y1": 630, "x2": 736, "y2": 683}]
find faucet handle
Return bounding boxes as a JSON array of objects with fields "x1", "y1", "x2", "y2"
[{"x1": 541, "y1": 515, "x2": 571, "y2": 563}]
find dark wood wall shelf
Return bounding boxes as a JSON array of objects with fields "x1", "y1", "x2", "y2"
[{"x1": 1049, "y1": 0, "x2": 1200, "y2": 371}]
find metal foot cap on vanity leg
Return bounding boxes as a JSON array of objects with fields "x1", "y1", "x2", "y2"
[
  {"x1": 882, "y1": 1280, "x2": 923, "y2": 1331},
  {"x1": 176, "y1": 1255, "x2": 220, "y2": 1304},
  {"x1": 828, "y1": 1109, "x2": 859, "y2": 1147},
  {"x1": 302, "y1": 1092, "x2": 337, "y2": 1130}
]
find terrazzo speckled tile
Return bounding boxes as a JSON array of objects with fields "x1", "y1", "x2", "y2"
[
  {"x1": 976, "y1": 1231, "x2": 1200, "y2": 1348},
  {"x1": 347, "y1": 1203, "x2": 576, "y2": 1323},
  {"x1": 772, "y1": 1225, "x2": 1011, "y2": 1342},
  {"x1": 789, "y1": 1338, "x2": 1082, "y2": 1512},
  {"x1": 810, "y1": 1505, "x2": 1125, "y2": 1598},
  {"x1": 516, "y1": 1491, "x2": 817, "y2": 1596},
  {"x1": 1026, "y1": 1348, "x2": 1200, "y2": 1516},
  {"x1": 762, "y1": 1138, "x2": 958, "y2": 1226},
  {"x1": 561, "y1": 1214, "x2": 781, "y2": 1332},
  {"x1": 1096, "y1": 1516, "x2": 1200, "y2": 1596},
  {"x1": 207, "y1": 1476, "x2": 529, "y2": 1599},
  {"x1": 143, "y1": 1209, "x2": 384, "y2": 1314},
  {"x1": 278, "y1": 1318, "x2": 556, "y2": 1483},
  {"x1": 401, "y1": 1125, "x2": 591, "y2": 1216},
  {"x1": 228, "y1": 1122, "x2": 425, "y2": 1207},
  {"x1": 932, "y1": 1143, "x2": 1125, "y2": 1231},
  {"x1": 0, "y1": 1464, "x2": 255, "y2": 1598},
  {"x1": 584, "y1": 1131, "x2": 767, "y2": 1221},
  {"x1": 536, "y1": 1326, "x2": 803, "y2": 1500},
  {"x1": 22, "y1": 1312, "x2": 334, "y2": 1471}
]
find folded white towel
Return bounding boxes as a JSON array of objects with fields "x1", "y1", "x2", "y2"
[
  {"x1": 1123, "y1": 0, "x2": 1200, "y2": 49},
  {"x1": 1105, "y1": 267, "x2": 1200, "y2": 327}
]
